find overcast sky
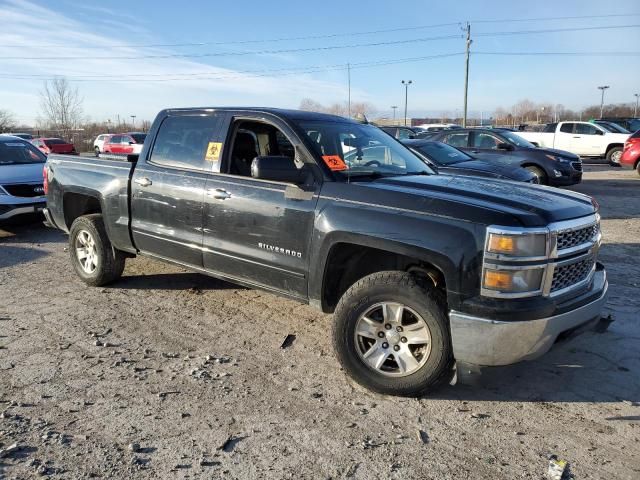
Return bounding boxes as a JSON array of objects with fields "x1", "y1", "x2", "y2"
[{"x1": 0, "y1": 0, "x2": 638, "y2": 125}]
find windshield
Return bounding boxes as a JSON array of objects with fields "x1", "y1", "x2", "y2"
[
  {"x1": 499, "y1": 131, "x2": 537, "y2": 148},
  {"x1": 131, "y1": 134, "x2": 147, "y2": 143},
  {"x1": 412, "y1": 142, "x2": 472, "y2": 165},
  {"x1": 598, "y1": 122, "x2": 630, "y2": 134},
  {"x1": 0, "y1": 140, "x2": 47, "y2": 164},
  {"x1": 297, "y1": 121, "x2": 434, "y2": 179}
]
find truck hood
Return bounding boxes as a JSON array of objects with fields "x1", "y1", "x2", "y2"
[
  {"x1": 445, "y1": 159, "x2": 533, "y2": 181},
  {"x1": 0, "y1": 162, "x2": 45, "y2": 184},
  {"x1": 357, "y1": 174, "x2": 595, "y2": 226}
]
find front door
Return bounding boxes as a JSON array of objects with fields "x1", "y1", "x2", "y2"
[
  {"x1": 130, "y1": 113, "x2": 225, "y2": 268},
  {"x1": 468, "y1": 131, "x2": 510, "y2": 161},
  {"x1": 571, "y1": 123, "x2": 604, "y2": 155},
  {"x1": 201, "y1": 115, "x2": 319, "y2": 298}
]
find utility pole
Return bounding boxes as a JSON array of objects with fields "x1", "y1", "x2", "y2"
[
  {"x1": 598, "y1": 85, "x2": 609, "y2": 118},
  {"x1": 391, "y1": 106, "x2": 398, "y2": 123},
  {"x1": 130, "y1": 115, "x2": 136, "y2": 128},
  {"x1": 462, "y1": 22, "x2": 472, "y2": 128},
  {"x1": 347, "y1": 63, "x2": 351, "y2": 118},
  {"x1": 401, "y1": 80, "x2": 412, "y2": 126},
  {"x1": 634, "y1": 93, "x2": 639, "y2": 117},
  {"x1": 117, "y1": 114, "x2": 120, "y2": 127}
]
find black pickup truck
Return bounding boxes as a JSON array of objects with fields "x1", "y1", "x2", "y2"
[{"x1": 43, "y1": 107, "x2": 608, "y2": 396}]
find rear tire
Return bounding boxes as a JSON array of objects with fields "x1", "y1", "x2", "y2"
[
  {"x1": 69, "y1": 214, "x2": 125, "y2": 286},
  {"x1": 606, "y1": 147, "x2": 623, "y2": 166},
  {"x1": 94, "y1": 147, "x2": 100, "y2": 157},
  {"x1": 636, "y1": 161, "x2": 640, "y2": 176},
  {"x1": 332, "y1": 271, "x2": 452, "y2": 397},
  {"x1": 524, "y1": 165, "x2": 547, "y2": 185}
]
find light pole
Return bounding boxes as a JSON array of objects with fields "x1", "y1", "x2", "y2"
[
  {"x1": 401, "y1": 80, "x2": 412, "y2": 126},
  {"x1": 107, "y1": 119, "x2": 111, "y2": 133},
  {"x1": 391, "y1": 106, "x2": 398, "y2": 124},
  {"x1": 634, "y1": 93, "x2": 639, "y2": 117},
  {"x1": 130, "y1": 115, "x2": 136, "y2": 128},
  {"x1": 597, "y1": 85, "x2": 609, "y2": 118}
]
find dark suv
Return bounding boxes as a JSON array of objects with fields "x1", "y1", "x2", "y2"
[{"x1": 429, "y1": 128, "x2": 582, "y2": 186}]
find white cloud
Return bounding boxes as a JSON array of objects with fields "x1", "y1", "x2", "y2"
[{"x1": 0, "y1": 0, "x2": 360, "y2": 124}]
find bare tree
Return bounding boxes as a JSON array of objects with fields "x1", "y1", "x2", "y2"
[
  {"x1": 39, "y1": 77, "x2": 83, "y2": 138},
  {"x1": 299, "y1": 98, "x2": 376, "y2": 119},
  {"x1": 0, "y1": 109, "x2": 16, "y2": 133}
]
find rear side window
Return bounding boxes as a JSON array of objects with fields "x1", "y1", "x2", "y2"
[
  {"x1": 150, "y1": 115, "x2": 222, "y2": 171},
  {"x1": 560, "y1": 123, "x2": 574, "y2": 133},
  {"x1": 443, "y1": 132, "x2": 469, "y2": 148},
  {"x1": 575, "y1": 123, "x2": 599, "y2": 135}
]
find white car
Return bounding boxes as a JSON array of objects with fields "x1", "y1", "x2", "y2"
[
  {"x1": 93, "y1": 134, "x2": 110, "y2": 156},
  {"x1": 517, "y1": 121, "x2": 630, "y2": 165},
  {"x1": 0, "y1": 136, "x2": 46, "y2": 221}
]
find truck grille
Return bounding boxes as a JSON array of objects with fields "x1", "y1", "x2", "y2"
[
  {"x1": 551, "y1": 256, "x2": 595, "y2": 293},
  {"x1": 557, "y1": 224, "x2": 598, "y2": 251},
  {"x1": 2, "y1": 183, "x2": 45, "y2": 198}
]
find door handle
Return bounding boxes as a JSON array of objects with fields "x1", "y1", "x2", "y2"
[
  {"x1": 572, "y1": 136, "x2": 581, "y2": 138},
  {"x1": 207, "y1": 188, "x2": 231, "y2": 200},
  {"x1": 134, "y1": 177, "x2": 152, "y2": 187}
]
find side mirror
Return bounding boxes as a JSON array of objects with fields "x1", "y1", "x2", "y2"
[
  {"x1": 251, "y1": 156, "x2": 302, "y2": 183},
  {"x1": 127, "y1": 154, "x2": 139, "y2": 163},
  {"x1": 596, "y1": 130, "x2": 604, "y2": 135},
  {"x1": 129, "y1": 141, "x2": 135, "y2": 145},
  {"x1": 497, "y1": 142, "x2": 514, "y2": 151}
]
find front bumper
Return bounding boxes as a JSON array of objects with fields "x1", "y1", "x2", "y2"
[
  {"x1": 0, "y1": 201, "x2": 46, "y2": 220},
  {"x1": 449, "y1": 268, "x2": 608, "y2": 366}
]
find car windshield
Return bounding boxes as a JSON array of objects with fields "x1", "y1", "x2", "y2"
[
  {"x1": 0, "y1": 140, "x2": 46, "y2": 164},
  {"x1": 499, "y1": 131, "x2": 537, "y2": 148},
  {"x1": 598, "y1": 122, "x2": 630, "y2": 134},
  {"x1": 412, "y1": 142, "x2": 472, "y2": 165},
  {"x1": 296, "y1": 121, "x2": 434, "y2": 179},
  {"x1": 131, "y1": 134, "x2": 147, "y2": 143}
]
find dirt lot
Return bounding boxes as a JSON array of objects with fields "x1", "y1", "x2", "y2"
[{"x1": 1, "y1": 165, "x2": 639, "y2": 479}]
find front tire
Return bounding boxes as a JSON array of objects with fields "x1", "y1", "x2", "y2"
[
  {"x1": 332, "y1": 271, "x2": 452, "y2": 396},
  {"x1": 607, "y1": 147, "x2": 623, "y2": 166},
  {"x1": 69, "y1": 214, "x2": 126, "y2": 286}
]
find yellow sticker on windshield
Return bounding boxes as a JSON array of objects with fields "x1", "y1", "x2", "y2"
[{"x1": 205, "y1": 142, "x2": 222, "y2": 162}]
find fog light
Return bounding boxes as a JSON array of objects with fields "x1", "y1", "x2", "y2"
[{"x1": 554, "y1": 169, "x2": 562, "y2": 177}]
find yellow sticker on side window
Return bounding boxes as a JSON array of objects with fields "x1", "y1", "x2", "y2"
[{"x1": 205, "y1": 142, "x2": 223, "y2": 162}]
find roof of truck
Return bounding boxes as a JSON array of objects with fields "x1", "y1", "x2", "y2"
[{"x1": 161, "y1": 107, "x2": 360, "y2": 124}]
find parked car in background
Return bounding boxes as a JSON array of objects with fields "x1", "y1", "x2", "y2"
[
  {"x1": 600, "y1": 117, "x2": 640, "y2": 133},
  {"x1": 414, "y1": 123, "x2": 461, "y2": 132},
  {"x1": 518, "y1": 122, "x2": 629, "y2": 165},
  {"x1": 379, "y1": 125, "x2": 421, "y2": 139},
  {"x1": 0, "y1": 136, "x2": 47, "y2": 221},
  {"x1": 429, "y1": 127, "x2": 582, "y2": 186},
  {"x1": 594, "y1": 120, "x2": 630, "y2": 134},
  {"x1": 402, "y1": 139, "x2": 537, "y2": 183},
  {"x1": 102, "y1": 132, "x2": 147, "y2": 155},
  {"x1": 620, "y1": 129, "x2": 640, "y2": 175},
  {"x1": 1, "y1": 132, "x2": 34, "y2": 140},
  {"x1": 31, "y1": 137, "x2": 78, "y2": 156},
  {"x1": 93, "y1": 134, "x2": 111, "y2": 156}
]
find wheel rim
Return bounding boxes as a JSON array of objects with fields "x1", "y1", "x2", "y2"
[
  {"x1": 75, "y1": 229, "x2": 98, "y2": 274},
  {"x1": 611, "y1": 150, "x2": 622, "y2": 164},
  {"x1": 354, "y1": 302, "x2": 432, "y2": 377}
]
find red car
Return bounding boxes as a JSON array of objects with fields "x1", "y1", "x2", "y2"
[
  {"x1": 620, "y1": 130, "x2": 640, "y2": 175},
  {"x1": 102, "y1": 132, "x2": 146, "y2": 155},
  {"x1": 32, "y1": 137, "x2": 78, "y2": 155}
]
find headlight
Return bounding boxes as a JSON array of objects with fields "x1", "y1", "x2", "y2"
[
  {"x1": 483, "y1": 267, "x2": 544, "y2": 294},
  {"x1": 545, "y1": 154, "x2": 571, "y2": 163},
  {"x1": 486, "y1": 231, "x2": 547, "y2": 258}
]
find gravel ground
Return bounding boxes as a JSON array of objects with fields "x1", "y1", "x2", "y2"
[{"x1": 1, "y1": 165, "x2": 639, "y2": 479}]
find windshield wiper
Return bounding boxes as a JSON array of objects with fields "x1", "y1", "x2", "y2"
[{"x1": 404, "y1": 171, "x2": 430, "y2": 176}]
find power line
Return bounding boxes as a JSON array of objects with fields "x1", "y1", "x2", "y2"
[
  {"x1": 476, "y1": 23, "x2": 640, "y2": 37},
  {"x1": 475, "y1": 51, "x2": 640, "y2": 56},
  {"x1": 4, "y1": 13, "x2": 639, "y2": 50},
  {"x1": 0, "y1": 34, "x2": 462, "y2": 60}
]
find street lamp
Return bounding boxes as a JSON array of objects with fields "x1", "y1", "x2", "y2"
[
  {"x1": 401, "y1": 80, "x2": 412, "y2": 127},
  {"x1": 634, "y1": 93, "x2": 639, "y2": 117},
  {"x1": 107, "y1": 119, "x2": 111, "y2": 133},
  {"x1": 597, "y1": 85, "x2": 609, "y2": 118},
  {"x1": 391, "y1": 106, "x2": 398, "y2": 124},
  {"x1": 130, "y1": 115, "x2": 136, "y2": 128}
]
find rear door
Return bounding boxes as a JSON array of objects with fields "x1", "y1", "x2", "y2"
[
  {"x1": 554, "y1": 123, "x2": 575, "y2": 151},
  {"x1": 201, "y1": 113, "x2": 320, "y2": 298},
  {"x1": 130, "y1": 113, "x2": 225, "y2": 268},
  {"x1": 107, "y1": 135, "x2": 122, "y2": 153}
]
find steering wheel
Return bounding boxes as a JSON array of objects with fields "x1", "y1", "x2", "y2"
[{"x1": 363, "y1": 160, "x2": 381, "y2": 167}]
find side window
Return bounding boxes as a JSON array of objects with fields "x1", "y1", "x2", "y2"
[
  {"x1": 110, "y1": 135, "x2": 122, "y2": 144},
  {"x1": 397, "y1": 128, "x2": 413, "y2": 139},
  {"x1": 575, "y1": 123, "x2": 599, "y2": 135},
  {"x1": 443, "y1": 132, "x2": 469, "y2": 148},
  {"x1": 472, "y1": 133, "x2": 501, "y2": 149},
  {"x1": 150, "y1": 115, "x2": 222, "y2": 171},
  {"x1": 560, "y1": 123, "x2": 574, "y2": 133}
]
